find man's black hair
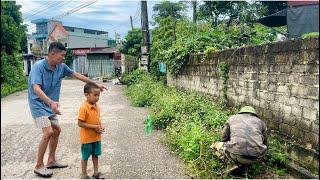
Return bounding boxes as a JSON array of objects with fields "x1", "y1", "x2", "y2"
[
  {"x1": 84, "y1": 82, "x2": 100, "y2": 93},
  {"x1": 48, "y1": 41, "x2": 66, "y2": 53}
]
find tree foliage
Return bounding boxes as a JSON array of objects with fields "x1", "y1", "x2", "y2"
[
  {"x1": 119, "y1": 28, "x2": 142, "y2": 57},
  {"x1": 198, "y1": 1, "x2": 267, "y2": 27},
  {"x1": 152, "y1": 1, "x2": 187, "y2": 23},
  {"x1": 64, "y1": 48, "x2": 73, "y2": 67},
  {"x1": 1, "y1": 1, "x2": 28, "y2": 97},
  {"x1": 150, "y1": 1, "x2": 277, "y2": 74},
  {"x1": 261, "y1": 1, "x2": 287, "y2": 15}
]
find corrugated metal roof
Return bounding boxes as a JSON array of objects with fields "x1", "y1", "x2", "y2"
[
  {"x1": 87, "y1": 47, "x2": 119, "y2": 54},
  {"x1": 288, "y1": 1, "x2": 319, "y2": 7}
]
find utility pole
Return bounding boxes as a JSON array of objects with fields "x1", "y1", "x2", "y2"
[
  {"x1": 192, "y1": 1, "x2": 197, "y2": 24},
  {"x1": 130, "y1": 16, "x2": 134, "y2": 30},
  {"x1": 140, "y1": 0, "x2": 150, "y2": 71}
]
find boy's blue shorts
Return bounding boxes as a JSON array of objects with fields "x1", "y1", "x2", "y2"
[{"x1": 81, "y1": 141, "x2": 102, "y2": 160}]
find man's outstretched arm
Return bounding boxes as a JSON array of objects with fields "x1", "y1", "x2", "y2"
[{"x1": 71, "y1": 72, "x2": 107, "y2": 91}]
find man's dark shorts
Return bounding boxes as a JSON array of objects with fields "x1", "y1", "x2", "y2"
[{"x1": 81, "y1": 141, "x2": 102, "y2": 160}]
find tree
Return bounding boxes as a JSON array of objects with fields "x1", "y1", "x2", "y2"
[
  {"x1": 152, "y1": 1, "x2": 187, "y2": 42},
  {"x1": 119, "y1": 28, "x2": 142, "y2": 57},
  {"x1": 198, "y1": 1, "x2": 273, "y2": 27},
  {"x1": 64, "y1": 48, "x2": 73, "y2": 67},
  {"x1": 1, "y1": 1, "x2": 26, "y2": 54},
  {"x1": 1, "y1": 1, "x2": 28, "y2": 97},
  {"x1": 198, "y1": 1, "x2": 253, "y2": 27},
  {"x1": 20, "y1": 29, "x2": 28, "y2": 54},
  {"x1": 261, "y1": 1, "x2": 287, "y2": 15},
  {"x1": 152, "y1": 1, "x2": 187, "y2": 22}
]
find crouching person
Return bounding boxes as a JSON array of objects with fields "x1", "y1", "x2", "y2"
[{"x1": 210, "y1": 106, "x2": 268, "y2": 172}]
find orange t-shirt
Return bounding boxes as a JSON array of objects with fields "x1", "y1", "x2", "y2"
[{"x1": 78, "y1": 101, "x2": 101, "y2": 144}]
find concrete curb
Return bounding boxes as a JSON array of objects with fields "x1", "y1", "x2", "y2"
[{"x1": 286, "y1": 162, "x2": 319, "y2": 179}]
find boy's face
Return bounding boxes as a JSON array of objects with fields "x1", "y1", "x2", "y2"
[{"x1": 85, "y1": 88, "x2": 101, "y2": 104}]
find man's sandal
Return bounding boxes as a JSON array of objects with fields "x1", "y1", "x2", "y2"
[
  {"x1": 82, "y1": 175, "x2": 91, "y2": 179},
  {"x1": 47, "y1": 162, "x2": 68, "y2": 169},
  {"x1": 34, "y1": 167, "x2": 53, "y2": 178}
]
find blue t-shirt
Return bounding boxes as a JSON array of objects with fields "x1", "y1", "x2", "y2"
[{"x1": 28, "y1": 59, "x2": 74, "y2": 119}]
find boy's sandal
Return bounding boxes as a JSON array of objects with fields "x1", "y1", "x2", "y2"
[
  {"x1": 92, "y1": 172, "x2": 105, "y2": 179},
  {"x1": 34, "y1": 167, "x2": 53, "y2": 178},
  {"x1": 82, "y1": 175, "x2": 91, "y2": 179}
]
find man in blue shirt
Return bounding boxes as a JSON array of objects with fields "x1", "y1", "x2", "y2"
[{"x1": 28, "y1": 42, "x2": 107, "y2": 177}]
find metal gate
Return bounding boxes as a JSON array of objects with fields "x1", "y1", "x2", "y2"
[
  {"x1": 73, "y1": 55, "x2": 88, "y2": 75},
  {"x1": 87, "y1": 54, "x2": 114, "y2": 78}
]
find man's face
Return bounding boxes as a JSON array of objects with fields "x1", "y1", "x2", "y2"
[{"x1": 49, "y1": 50, "x2": 66, "y2": 65}]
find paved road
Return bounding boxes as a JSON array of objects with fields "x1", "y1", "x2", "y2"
[{"x1": 1, "y1": 79, "x2": 188, "y2": 179}]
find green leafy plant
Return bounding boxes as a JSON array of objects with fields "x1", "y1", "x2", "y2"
[
  {"x1": 64, "y1": 48, "x2": 73, "y2": 67},
  {"x1": 266, "y1": 137, "x2": 289, "y2": 177},
  {"x1": 119, "y1": 28, "x2": 142, "y2": 57},
  {"x1": 277, "y1": 168, "x2": 286, "y2": 176},
  {"x1": 302, "y1": 32, "x2": 319, "y2": 39},
  {"x1": 120, "y1": 69, "x2": 148, "y2": 86}
]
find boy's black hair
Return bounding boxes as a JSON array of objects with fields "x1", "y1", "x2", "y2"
[
  {"x1": 48, "y1": 41, "x2": 66, "y2": 53},
  {"x1": 84, "y1": 82, "x2": 100, "y2": 93}
]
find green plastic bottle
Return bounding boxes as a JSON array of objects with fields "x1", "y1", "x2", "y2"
[{"x1": 145, "y1": 115, "x2": 153, "y2": 135}]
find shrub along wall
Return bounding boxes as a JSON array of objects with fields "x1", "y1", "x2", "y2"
[{"x1": 167, "y1": 37, "x2": 319, "y2": 173}]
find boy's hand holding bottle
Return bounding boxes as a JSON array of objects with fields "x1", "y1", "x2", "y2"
[
  {"x1": 99, "y1": 124, "x2": 105, "y2": 134},
  {"x1": 94, "y1": 124, "x2": 105, "y2": 134}
]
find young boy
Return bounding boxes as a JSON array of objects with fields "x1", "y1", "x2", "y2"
[{"x1": 78, "y1": 82, "x2": 106, "y2": 179}]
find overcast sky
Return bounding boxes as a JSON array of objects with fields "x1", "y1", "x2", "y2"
[{"x1": 15, "y1": 0, "x2": 192, "y2": 39}]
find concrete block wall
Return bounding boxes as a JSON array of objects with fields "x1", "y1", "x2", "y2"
[{"x1": 167, "y1": 37, "x2": 319, "y2": 151}]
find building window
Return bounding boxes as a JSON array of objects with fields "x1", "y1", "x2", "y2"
[
  {"x1": 64, "y1": 26, "x2": 74, "y2": 32},
  {"x1": 84, "y1": 29, "x2": 97, "y2": 34},
  {"x1": 65, "y1": 43, "x2": 68, "y2": 47},
  {"x1": 30, "y1": 44, "x2": 33, "y2": 50}
]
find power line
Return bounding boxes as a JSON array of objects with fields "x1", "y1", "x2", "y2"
[
  {"x1": 26, "y1": 0, "x2": 139, "y2": 35},
  {"x1": 52, "y1": 0, "x2": 98, "y2": 21},
  {"x1": 23, "y1": 1, "x2": 57, "y2": 15},
  {"x1": 23, "y1": 1, "x2": 66, "y2": 20},
  {"x1": 26, "y1": 0, "x2": 97, "y2": 33},
  {"x1": 24, "y1": 1, "x2": 73, "y2": 21}
]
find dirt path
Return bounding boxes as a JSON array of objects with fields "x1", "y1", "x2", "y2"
[{"x1": 1, "y1": 79, "x2": 188, "y2": 179}]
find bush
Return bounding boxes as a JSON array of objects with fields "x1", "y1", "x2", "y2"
[
  {"x1": 126, "y1": 73, "x2": 166, "y2": 107},
  {"x1": 267, "y1": 137, "x2": 289, "y2": 167},
  {"x1": 302, "y1": 32, "x2": 319, "y2": 39},
  {"x1": 120, "y1": 69, "x2": 148, "y2": 86},
  {"x1": 1, "y1": 81, "x2": 27, "y2": 98}
]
